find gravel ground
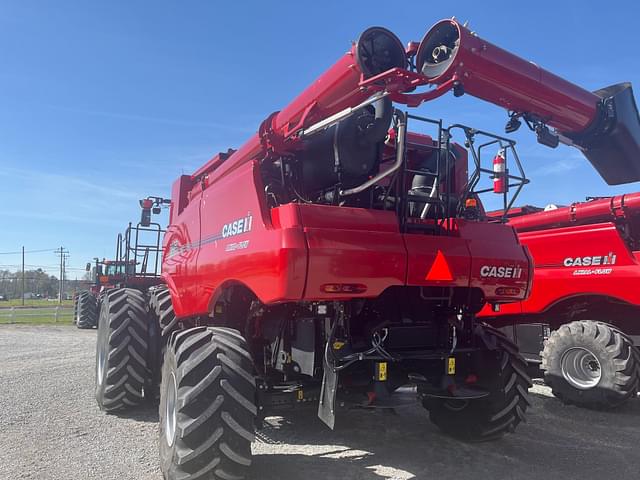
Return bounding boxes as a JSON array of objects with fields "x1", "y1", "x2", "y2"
[{"x1": 1, "y1": 324, "x2": 640, "y2": 480}]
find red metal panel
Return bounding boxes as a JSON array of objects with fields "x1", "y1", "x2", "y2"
[
  {"x1": 481, "y1": 222, "x2": 640, "y2": 320},
  {"x1": 195, "y1": 162, "x2": 307, "y2": 313},
  {"x1": 298, "y1": 204, "x2": 406, "y2": 301},
  {"x1": 459, "y1": 221, "x2": 530, "y2": 302},
  {"x1": 304, "y1": 227, "x2": 406, "y2": 300},
  {"x1": 298, "y1": 204, "x2": 399, "y2": 233},
  {"x1": 165, "y1": 162, "x2": 309, "y2": 317},
  {"x1": 162, "y1": 195, "x2": 201, "y2": 316},
  {"x1": 404, "y1": 234, "x2": 470, "y2": 288}
]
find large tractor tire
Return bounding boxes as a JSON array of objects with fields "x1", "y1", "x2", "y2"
[
  {"x1": 95, "y1": 288, "x2": 150, "y2": 412},
  {"x1": 160, "y1": 326, "x2": 257, "y2": 480},
  {"x1": 541, "y1": 320, "x2": 640, "y2": 409},
  {"x1": 149, "y1": 284, "x2": 179, "y2": 343},
  {"x1": 423, "y1": 324, "x2": 532, "y2": 441},
  {"x1": 73, "y1": 294, "x2": 78, "y2": 325},
  {"x1": 76, "y1": 290, "x2": 98, "y2": 329},
  {"x1": 147, "y1": 284, "x2": 180, "y2": 400}
]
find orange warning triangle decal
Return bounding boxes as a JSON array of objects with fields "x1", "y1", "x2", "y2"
[{"x1": 425, "y1": 250, "x2": 454, "y2": 281}]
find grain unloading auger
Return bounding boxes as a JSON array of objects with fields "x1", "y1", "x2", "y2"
[
  {"x1": 416, "y1": 19, "x2": 640, "y2": 185},
  {"x1": 93, "y1": 20, "x2": 640, "y2": 480},
  {"x1": 192, "y1": 19, "x2": 640, "y2": 192}
]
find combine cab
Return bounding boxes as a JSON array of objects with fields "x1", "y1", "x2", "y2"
[{"x1": 90, "y1": 19, "x2": 640, "y2": 479}]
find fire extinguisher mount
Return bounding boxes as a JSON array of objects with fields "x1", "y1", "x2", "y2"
[{"x1": 444, "y1": 124, "x2": 529, "y2": 222}]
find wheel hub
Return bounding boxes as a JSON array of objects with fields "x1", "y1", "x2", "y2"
[
  {"x1": 164, "y1": 372, "x2": 178, "y2": 447},
  {"x1": 560, "y1": 347, "x2": 602, "y2": 390}
]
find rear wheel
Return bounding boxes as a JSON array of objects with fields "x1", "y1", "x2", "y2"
[
  {"x1": 147, "y1": 284, "x2": 179, "y2": 400},
  {"x1": 73, "y1": 293, "x2": 79, "y2": 325},
  {"x1": 149, "y1": 284, "x2": 179, "y2": 343},
  {"x1": 95, "y1": 288, "x2": 150, "y2": 411},
  {"x1": 423, "y1": 324, "x2": 532, "y2": 441},
  {"x1": 76, "y1": 290, "x2": 98, "y2": 329},
  {"x1": 541, "y1": 320, "x2": 639, "y2": 409},
  {"x1": 160, "y1": 326, "x2": 257, "y2": 480}
]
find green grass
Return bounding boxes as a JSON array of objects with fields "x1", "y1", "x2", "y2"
[
  {"x1": 0, "y1": 316, "x2": 74, "y2": 325},
  {"x1": 0, "y1": 305, "x2": 75, "y2": 325},
  {"x1": 0, "y1": 298, "x2": 73, "y2": 307}
]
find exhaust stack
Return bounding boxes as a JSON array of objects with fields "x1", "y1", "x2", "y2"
[{"x1": 416, "y1": 19, "x2": 640, "y2": 185}]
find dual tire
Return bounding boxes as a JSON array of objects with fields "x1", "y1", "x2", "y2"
[{"x1": 94, "y1": 287, "x2": 257, "y2": 479}]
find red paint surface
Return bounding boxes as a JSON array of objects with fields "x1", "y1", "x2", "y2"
[
  {"x1": 159, "y1": 25, "x2": 611, "y2": 318},
  {"x1": 163, "y1": 158, "x2": 531, "y2": 317},
  {"x1": 420, "y1": 19, "x2": 598, "y2": 133},
  {"x1": 480, "y1": 193, "x2": 640, "y2": 320}
]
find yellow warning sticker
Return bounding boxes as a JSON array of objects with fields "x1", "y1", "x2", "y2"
[
  {"x1": 447, "y1": 357, "x2": 456, "y2": 375},
  {"x1": 377, "y1": 362, "x2": 388, "y2": 381}
]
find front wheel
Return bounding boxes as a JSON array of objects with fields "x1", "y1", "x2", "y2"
[
  {"x1": 95, "y1": 288, "x2": 150, "y2": 411},
  {"x1": 423, "y1": 324, "x2": 532, "y2": 441},
  {"x1": 160, "y1": 326, "x2": 257, "y2": 480},
  {"x1": 541, "y1": 320, "x2": 639, "y2": 409}
]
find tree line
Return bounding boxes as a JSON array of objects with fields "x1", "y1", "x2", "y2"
[{"x1": 0, "y1": 268, "x2": 69, "y2": 299}]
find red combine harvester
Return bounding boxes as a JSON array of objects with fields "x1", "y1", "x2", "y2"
[
  {"x1": 482, "y1": 194, "x2": 640, "y2": 409},
  {"x1": 74, "y1": 196, "x2": 168, "y2": 329},
  {"x1": 74, "y1": 258, "x2": 133, "y2": 328},
  {"x1": 91, "y1": 19, "x2": 640, "y2": 479}
]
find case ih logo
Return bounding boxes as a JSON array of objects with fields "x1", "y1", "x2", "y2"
[
  {"x1": 222, "y1": 213, "x2": 253, "y2": 239},
  {"x1": 480, "y1": 265, "x2": 524, "y2": 279},
  {"x1": 563, "y1": 253, "x2": 616, "y2": 267}
]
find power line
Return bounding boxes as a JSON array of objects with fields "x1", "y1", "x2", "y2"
[
  {"x1": 0, "y1": 248, "x2": 57, "y2": 255},
  {"x1": 0, "y1": 263, "x2": 85, "y2": 269}
]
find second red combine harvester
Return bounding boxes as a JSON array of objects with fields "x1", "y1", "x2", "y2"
[
  {"x1": 92, "y1": 18, "x2": 640, "y2": 480},
  {"x1": 482, "y1": 193, "x2": 640, "y2": 410}
]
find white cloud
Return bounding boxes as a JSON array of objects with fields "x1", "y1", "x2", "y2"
[{"x1": 0, "y1": 166, "x2": 140, "y2": 201}]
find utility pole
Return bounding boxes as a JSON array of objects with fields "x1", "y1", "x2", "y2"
[
  {"x1": 55, "y1": 247, "x2": 69, "y2": 303},
  {"x1": 21, "y1": 246, "x2": 25, "y2": 306},
  {"x1": 62, "y1": 252, "x2": 69, "y2": 301}
]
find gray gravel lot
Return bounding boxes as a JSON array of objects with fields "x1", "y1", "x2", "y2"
[{"x1": 1, "y1": 324, "x2": 640, "y2": 480}]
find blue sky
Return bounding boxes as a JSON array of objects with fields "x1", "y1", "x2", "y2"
[{"x1": 1, "y1": 0, "x2": 639, "y2": 276}]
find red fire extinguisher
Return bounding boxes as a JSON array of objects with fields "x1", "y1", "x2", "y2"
[{"x1": 493, "y1": 148, "x2": 508, "y2": 194}]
